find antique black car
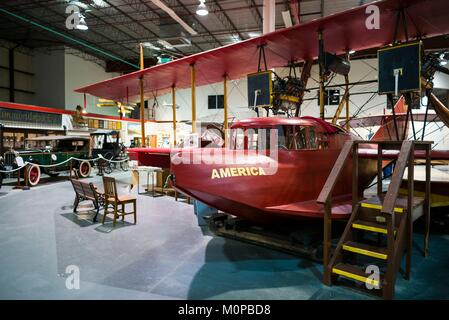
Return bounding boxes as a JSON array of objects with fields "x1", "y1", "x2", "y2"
[
  {"x1": 3, "y1": 135, "x2": 92, "y2": 186},
  {"x1": 0, "y1": 155, "x2": 5, "y2": 189},
  {"x1": 91, "y1": 131, "x2": 128, "y2": 173},
  {"x1": 91, "y1": 131, "x2": 122, "y2": 159}
]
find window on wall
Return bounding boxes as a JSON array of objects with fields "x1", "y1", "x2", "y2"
[
  {"x1": 208, "y1": 95, "x2": 224, "y2": 109},
  {"x1": 317, "y1": 89, "x2": 340, "y2": 106}
]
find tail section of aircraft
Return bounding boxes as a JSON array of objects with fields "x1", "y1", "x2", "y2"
[{"x1": 370, "y1": 96, "x2": 409, "y2": 141}]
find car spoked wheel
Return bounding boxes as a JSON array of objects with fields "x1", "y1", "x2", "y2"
[
  {"x1": 77, "y1": 160, "x2": 92, "y2": 178},
  {"x1": 27, "y1": 164, "x2": 41, "y2": 186},
  {"x1": 103, "y1": 153, "x2": 114, "y2": 174},
  {"x1": 120, "y1": 160, "x2": 129, "y2": 171}
]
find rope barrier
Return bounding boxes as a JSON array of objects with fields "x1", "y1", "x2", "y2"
[
  {"x1": 0, "y1": 162, "x2": 30, "y2": 173},
  {"x1": 97, "y1": 154, "x2": 130, "y2": 163},
  {"x1": 0, "y1": 155, "x2": 129, "y2": 173}
]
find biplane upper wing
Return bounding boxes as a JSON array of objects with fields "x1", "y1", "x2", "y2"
[{"x1": 75, "y1": 0, "x2": 449, "y2": 103}]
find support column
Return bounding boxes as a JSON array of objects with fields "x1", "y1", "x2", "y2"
[
  {"x1": 223, "y1": 75, "x2": 228, "y2": 146},
  {"x1": 263, "y1": 0, "x2": 275, "y2": 34},
  {"x1": 345, "y1": 74, "x2": 350, "y2": 130},
  {"x1": 172, "y1": 86, "x2": 177, "y2": 146},
  {"x1": 139, "y1": 44, "x2": 146, "y2": 147},
  {"x1": 319, "y1": 33, "x2": 325, "y2": 120},
  {"x1": 191, "y1": 64, "x2": 197, "y2": 133},
  {"x1": 291, "y1": 0, "x2": 300, "y2": 25}
]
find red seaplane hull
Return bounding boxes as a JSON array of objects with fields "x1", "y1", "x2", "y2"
[{"x1": 170, "y1": 118, "x2": 378, "y2": 224}]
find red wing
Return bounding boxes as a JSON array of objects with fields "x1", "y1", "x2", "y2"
[
  {"x1": 343, "y1": 113, "x2": 440, "y2": 128},
  {"x1": 358, "y1": 149, "x2": 449, "y2": 162},
  {"x1": 75, "y1": 0, "x2": 449, "y2": 102},
  {"x1": 266, "y1": 197, "x2": 353, "y2": 220}
]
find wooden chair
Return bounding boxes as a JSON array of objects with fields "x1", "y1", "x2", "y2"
[{"x1": 102, "y1": 176, "x2": 137, "y2": 227}]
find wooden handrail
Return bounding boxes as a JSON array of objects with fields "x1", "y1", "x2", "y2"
[
  {"x1": 317, "y1": 140, "x2": 354, "y2": 204},
  {"x1": 381, "y1": 140, "x2": 413, "y2": 215}
]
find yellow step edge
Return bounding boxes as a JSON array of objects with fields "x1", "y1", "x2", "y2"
[
  {"x1": 352, "y1": 223, "x2": 388, "y2": 234},
  {"x1": 361, "y1": 202, "x2": 404, "y2": 213},
  {"x1": 342, "y1": 244, "x2": 388, "y2": 260},
  {"x1": 399, "y1": 188, "x2": 449, "y2": 208},
  {"x1": 332, "y1": 267, "x2": 379, "y2": 287}
]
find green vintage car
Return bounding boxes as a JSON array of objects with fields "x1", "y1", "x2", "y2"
[{"x1": 3, "y1": 135, "x2": 92, "y2": 186}]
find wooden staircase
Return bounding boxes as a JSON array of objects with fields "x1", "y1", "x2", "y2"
[{"x1": 317, "y1": 140, "x2": 432, "y2": 299}]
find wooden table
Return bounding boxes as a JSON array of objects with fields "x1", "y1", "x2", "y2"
[{"x1": 131, "y1": 166, "x2": 164, "y2": 197}]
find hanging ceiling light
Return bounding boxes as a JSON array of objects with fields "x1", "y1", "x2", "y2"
[
  {"x1": 76, "y1": 13, "x2": 88, "y2": 30},
  {"x1": 196, "y1": 0, "x2": 209, "y2": 16},
  {"x1": 439, "y1": 53, "x2": 448, "y2": 66}
]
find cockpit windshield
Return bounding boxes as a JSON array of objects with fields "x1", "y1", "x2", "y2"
[{"x1": 229, "y1": 125, "x2": 320, "y2": 151}]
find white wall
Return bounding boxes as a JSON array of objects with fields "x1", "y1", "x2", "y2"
[
  {"x1": 153, "y1": 59, "x2": 383, "y2": 123},
  {"x1": 434, "y1": 71, "x2": 449, "y2": 90},
  {"x1": 64, "y1": 52, "x2": 120, "y2": 116},
  {"x1": 150, "y1": 57, "x2": 449, "y2": 149},
  {"x1": 151, "y1": 59, "x2": 383, "y2": 135}
]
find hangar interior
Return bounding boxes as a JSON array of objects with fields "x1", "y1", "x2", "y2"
[{"x1": 0, "y1": 0, "x2": 449, "y2": 300}]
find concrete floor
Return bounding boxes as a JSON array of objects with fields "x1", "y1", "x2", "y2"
[{"x1": 0, "y1": 172, "x2": 449, "y2": 300}]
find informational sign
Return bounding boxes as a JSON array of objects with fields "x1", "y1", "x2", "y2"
[
  {"x1": 0, "y1": 108, "x2": 62, "y2": 127},
  {"x1": 247, "y1": 71, "x2": 273, "y2": 108},
  {"x1": 378, "y1": 42, "x2": 422, "y2": 95}
]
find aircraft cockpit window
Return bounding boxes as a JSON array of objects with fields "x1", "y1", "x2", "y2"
[
  {"x1": 279, "y1": 125, "x2": 318, "y2": 150},
  {"x1": 308, "y1": 127, "x2": 317, "y2": 149},
  {"x1": 230, "y1": 128, "x2": 272, "y2": 150},
  {"x1": 246, "y1": 129, "x2": 258, "y2": 150},
  {"x1": 230, "y1": 128, "x2": 245, "y2": 150}
]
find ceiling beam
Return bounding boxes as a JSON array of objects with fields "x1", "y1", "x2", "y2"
[
  {"x1": 30, "y1": 0, "x2": 138, "y2": 57},
  {"x1": 102, "y1": 0, "x2": 187, "y2": 57},
  {"x1": 134, "y1": 0, "x2": 193, "y2": 54},
  {"x1": 246, "y1": 0, "x2": 263, "y2": 29},
  {"x1": 0, "y1": 3, "x2": 136, "y2": 65},
  {"x1": 170, "y1": 0, "x2": 223, "y2": 48},
  {"x1": 209, "y1": 1, "x2": 246, "y2": 41}
]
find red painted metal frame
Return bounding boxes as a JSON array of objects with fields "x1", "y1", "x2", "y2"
[{"x1": 75, "y1": 0, "x2": 449, "y2": 102}]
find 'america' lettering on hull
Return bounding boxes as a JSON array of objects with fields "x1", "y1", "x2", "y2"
[{"x1": 211, "y1": 167, "x2": 266, "y2": 179}]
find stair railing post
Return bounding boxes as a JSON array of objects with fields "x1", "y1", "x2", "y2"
[
  {"x1": 323, "y1": 199, "x2": 332, "y2": 285},
  {"x1": 381, "y1": 140, "x2": 413, "y2": 299},
  {"x1": 384, "y1": 212, "x2": 395, "y2": 299},
  {"x1": 424, "y1": 144, "x2": 431, "y2": 257},
  {"x1": 377, "y1": 143, "x2": 383, "y2": 197},
  {"x1": 405, "y1": 142, "x2": 415, "y2": 280},
  {"x1": 317, "y1": 140, "x2": 354, "y2": 286},
  {"x1": 352, "y1": 142, "x2": 359, "y2": 208}
]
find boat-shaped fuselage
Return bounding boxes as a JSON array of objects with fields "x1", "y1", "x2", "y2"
[{"x1": 171, "y1": 117, "x2": 377, "y2": 223}]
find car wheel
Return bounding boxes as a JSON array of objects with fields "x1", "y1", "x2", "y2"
[
  {"x1": 104, "y1": 163, "x2": 113, "y2": 174},
  {"x1": 27, "y1": 164, "x2": 41, "y2": 186},
  {"x1": 120, "y1": 161, "x2": 129, "y2": 171},
  {"x1": 78, "y1": 160, "x2": 92, "y2": 178}
]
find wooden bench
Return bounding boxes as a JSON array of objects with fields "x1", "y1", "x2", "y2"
[{"x1": 70, "y1": 178, "x2": 105, "y2": 222}]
